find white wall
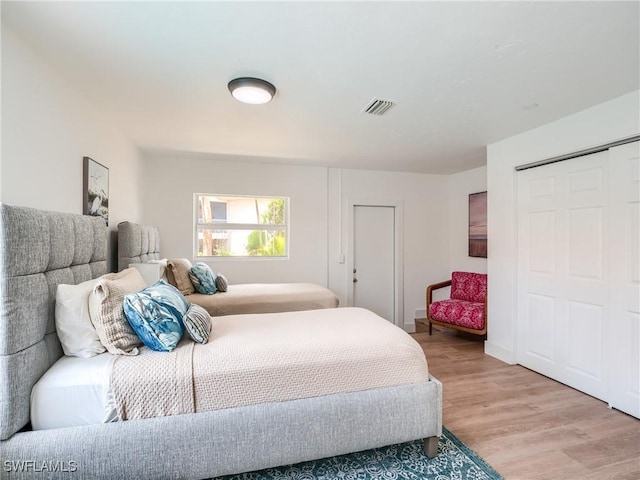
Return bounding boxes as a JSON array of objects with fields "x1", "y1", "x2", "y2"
[
  {"x1": 1, "y1": 26, "x2": 142, "y2": 271},
  {"x1": 486, "y1": 90, "x2": 640, "y2": 364},
  {"x1": 0, "y1": 19, "x2": 471, "y2": 322},
  {"x1": 140, "y1": 157, "x2": 453, "y2": 331},
  {"x1": 448, "y1": 166, "x2": 487, "y2": 274},
  {"x1": 139, "y1": 152, "x2": 328, "y2": 285},
  {"x1": 328, "y1": 168, "x2": 451, "y2": 331},
  {"x1": 140, "y1": 159, "x2": 455, "y2": 331}
]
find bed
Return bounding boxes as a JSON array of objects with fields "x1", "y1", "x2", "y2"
[
  {"x1": 0, "y1": 204, "x2": 442, "y2": 480},
  {"x1": 117, "y1": 221, "x2": 339, "y2": 315}
]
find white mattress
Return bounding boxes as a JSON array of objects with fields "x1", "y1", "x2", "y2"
[{"x1": 30, "y1": 353, "x2": 117, "y2": 430}]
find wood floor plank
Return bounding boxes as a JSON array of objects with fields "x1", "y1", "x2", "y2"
[
  {"x1": 474, "y1": 426, "x2": 592, "y2": 463},
  {"x1": 496, "y1": 450, "x2": 592, "y2": 480},
  {"x1": 563, "y1": 429, "x2": 640, "y2": 470},
  {"x1": 412, "y1": 327, "x2": 640, "y2": 479},
  {"x1": 582, "y1": 457, "x2": 640, "y2": 480}
]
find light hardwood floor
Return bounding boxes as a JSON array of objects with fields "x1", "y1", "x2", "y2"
[{"x1": 412, "y1": 324, "x2": 640, "y2": 480}]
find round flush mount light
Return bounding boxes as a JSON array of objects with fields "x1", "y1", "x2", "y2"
[{"x1": 228, "y1": 77, "x2": 276, "y2": 104}]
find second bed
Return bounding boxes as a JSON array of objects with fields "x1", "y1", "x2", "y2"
[{"x1": 117, "y1": 221, "x2": 339, "y2": 316}]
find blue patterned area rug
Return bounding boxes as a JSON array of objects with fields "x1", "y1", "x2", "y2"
[{"x1": 215, "y1": 427, "x2": 502, "y2": 480}]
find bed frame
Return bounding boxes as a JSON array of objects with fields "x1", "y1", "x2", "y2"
[
  {"x1": 117, "y1": 221, "x2": 161, "y2": 271},
  {"x1": 0, "y1": 204, "x2": 442, "y2": 479}
]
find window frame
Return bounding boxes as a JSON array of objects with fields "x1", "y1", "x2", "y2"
[{"x1": 193, "y1": 193, "x2": 290, "y2": 260}]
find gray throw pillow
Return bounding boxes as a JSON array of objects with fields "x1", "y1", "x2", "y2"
[{"x1": 215, "y1": 273, "x2": 228, "y2": 292}]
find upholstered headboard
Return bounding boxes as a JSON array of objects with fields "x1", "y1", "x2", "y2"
[
  {"x1": 0, "y1": 204, "x2": 107, "y2": 440},
  {"x1": 117, "y1": 221, "x2": 161, "y2": 271}
]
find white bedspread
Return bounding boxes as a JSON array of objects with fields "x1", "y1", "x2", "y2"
[{"x1": 112, "y1": 307, "x2": 429, "y2": 420}]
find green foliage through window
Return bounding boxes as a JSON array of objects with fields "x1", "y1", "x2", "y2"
[
  {"x1": 246, "y1": 198, "x2": 286, "y2": 256},
  {"x1": 195, "y1": 195, "x2": 288, "y2": 258}
]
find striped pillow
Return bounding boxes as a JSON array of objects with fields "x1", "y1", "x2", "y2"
[{"x1": 184, "y1": 304, "x2": 212, "y2": 344}]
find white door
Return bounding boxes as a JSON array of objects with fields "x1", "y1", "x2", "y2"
[
  {"x1": 517, "y1": 150, "x2": 609, "y2": 401},
  {"x1": 607, "y1": 141, "x2": 640, "y2": 418},
  {"x1": 353, "y1": 205, "x2": 395, "y2": 323}
]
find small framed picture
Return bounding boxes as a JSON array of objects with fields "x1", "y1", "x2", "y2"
[
  {"x1": 469, "y1": 191, "x2": 487, "y2": 258},
  {"x1": 83, "y1": 157, "x2": 109, "y2": 226}
]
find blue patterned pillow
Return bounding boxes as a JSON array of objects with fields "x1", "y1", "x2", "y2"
[
  {"x1": 123, "y1": 280, "x2": 189, "y2": 352},
  {"x1": 184, "y1": 304, "x2": 212, "y2": 344},
  {"x1": 189, "y1": 262, "x2": 217, "y2": 295}
]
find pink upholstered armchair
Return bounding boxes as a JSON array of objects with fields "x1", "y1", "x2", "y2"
[{"x1": 426, "y1": 271, "x2": 487, "y2": 336}]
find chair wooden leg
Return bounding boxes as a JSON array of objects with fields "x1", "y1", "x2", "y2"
[{"x1": 428, "y1": 320, "x2": 432, "y2": 335}]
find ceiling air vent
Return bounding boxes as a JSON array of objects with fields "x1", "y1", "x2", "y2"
[{"x1": 362, "y1": 98, "x2": 396, "y2": 116}]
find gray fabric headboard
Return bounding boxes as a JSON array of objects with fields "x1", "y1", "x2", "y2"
[
  {"x1": 0, "y1": 204, "x2": 107, "y2": 440},
  {"x1": 117, "y1": 221, "x2": 160, "y2": 271}
]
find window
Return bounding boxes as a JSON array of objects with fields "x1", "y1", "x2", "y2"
[{"x1": 195, "y1": 194, "x2": 289, "y2": 258}]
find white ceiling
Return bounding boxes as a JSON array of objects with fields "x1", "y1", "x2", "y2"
[{"x1": 3, "y1": 1, "x2": 639, "y2": 174}]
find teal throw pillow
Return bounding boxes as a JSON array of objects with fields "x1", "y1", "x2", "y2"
[{"x1": 189, "y1": 262, "x2": 217, "y2": 295}]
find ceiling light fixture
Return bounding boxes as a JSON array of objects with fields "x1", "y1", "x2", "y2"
[{"x1": 228, "y1": 77, "x2": 276, "y2": 104}]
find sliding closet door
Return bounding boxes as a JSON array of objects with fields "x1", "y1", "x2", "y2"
[
  {"x1": 607, "y1": 141, "x2": 640, "y2": 418},
  {"x1": 517, "y1": 150, "x2": 609, "y2": 401}
]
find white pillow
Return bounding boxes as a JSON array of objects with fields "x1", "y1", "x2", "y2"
[
  {"x1": 149, "y1": 258, "x2": 169, "y2": 281},
  {"x1": 55, "y1": 279, "x2": 106, "y2": 358}
]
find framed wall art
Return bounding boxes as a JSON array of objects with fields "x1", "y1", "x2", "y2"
[
  {"x1": 83, "y1": 156, "x2": 109, "y2": 226},
  {"x1": 469, "y1": 191, "x2": 487, "y2": 258}
]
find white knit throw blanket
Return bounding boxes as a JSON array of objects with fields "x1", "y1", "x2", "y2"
[{"x1": 111, "y1": 339, "x2": 195, "y2": 421}]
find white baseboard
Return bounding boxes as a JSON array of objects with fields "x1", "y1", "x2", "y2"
[
  {"x1": 404, "y1": 321, "x2": 416, "y2": 333},
  {"x1": 484, "y1": 341, "x2": 517, "y2": 365}
]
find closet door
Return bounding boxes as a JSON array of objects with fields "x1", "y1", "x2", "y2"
[
  {"x1": 608, "y1": 141, "x2": 640, "y2": 418},
  {"x1": 517, "y1": 150, "x2": 609, "y2": 401}
]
